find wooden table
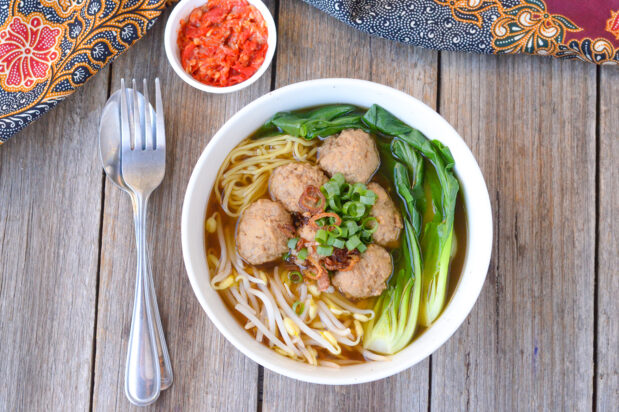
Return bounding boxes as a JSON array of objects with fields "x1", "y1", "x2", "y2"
[{"x1": 1, "y1": 1, "x2": 617, "y2": 410}]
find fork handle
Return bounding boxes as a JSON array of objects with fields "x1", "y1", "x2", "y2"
[
  {"x1": 125, "y1": 193, "x2": 161, "y2": 406},
  {"x1": 145, "y1": 247, "x2": 174, "y2": 389},
  {"x1": 126, "y1": 192, "x2": 173, "y2": 390}
]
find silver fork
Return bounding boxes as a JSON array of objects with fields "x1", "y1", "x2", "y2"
[{"x1": 120, "y1": 78, "x2": 166, "y2": 406}]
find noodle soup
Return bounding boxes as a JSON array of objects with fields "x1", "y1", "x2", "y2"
[{"x1": 204, "y1": 104, "x2": 466, "y2": 366}]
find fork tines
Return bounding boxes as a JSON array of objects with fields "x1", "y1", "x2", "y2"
[{"x1": 119, "y1": 78, "x2": 166, "y2": 152}]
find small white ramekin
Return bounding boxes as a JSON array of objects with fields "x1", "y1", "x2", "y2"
[
  {"x1": 181, "y1": 79, "x2": 493, "y2": 384},
  {"x1": 164, "y1": 0, "x2": 276, "y2": 94}
]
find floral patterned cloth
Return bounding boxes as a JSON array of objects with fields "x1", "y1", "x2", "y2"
[
  {"x1": 0, "y1": 0, "x2": 166, "y2": 143},
  {"x1": 1, "y1": 0, "x2": 618, "y2": 143}
]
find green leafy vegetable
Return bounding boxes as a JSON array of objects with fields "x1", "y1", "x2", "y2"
[
  {"x1": 254, "y1": 105, "x2": 365, "y2": 140},
  {"x1": 363, "y1": 104, "x2": 459, "y2": 327},
  {"x1": 363, "y1": 150, "x2": 423, "y2": 354}
]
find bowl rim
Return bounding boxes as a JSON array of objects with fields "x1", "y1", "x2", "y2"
[
  {"x1": 164, "y1": 0, "x2": 277, "y2": 94},
  {"x1": 181, "y1": 78, "x2": 493, "y2": 384}
]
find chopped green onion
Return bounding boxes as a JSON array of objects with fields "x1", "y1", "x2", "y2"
[
  {"x1": 282, "y1": 252, "x2": 291, "y2": 261},
  {"x1": 292, "y1": 301, "x2": 305, "y2": 315},
  {"x1": 343, "y1": 201, "x2": 365, "y2": 219},
  {"x1": 328, "y1": 226, "x2": 342, "y2": 237},
  {"x1": 356, "y1": 243, "x2": 367, "y2": 253},
  {"x1": 288, "y1": 271, "x2": 303, "y2": 284},
  {"x1": 317, "y1": 173, "x2": 379, "y2": 257},
  {"x1": 287, "y1": 237, "x2": 299, "y2": 249},
  {"x1": 341, "y1": 183, "x2": 352, "y2": 199},
  {"x1": 328, "y1": 197, "x2": 342, "y2": 212},
  {"x1": 346, "y1": 235, "x2": 362, "y2": 251},
  {"x1": 317, "y1": 245, "x2": 334, "y2": 256},
  {"x1": 322, "y1": 181, "x2": 340, "y2": 197},
  {"x1": 362, "y1": 217, "x2": 379, "y2": 233},
  {"x1": 315, "y1": 229, "x2": 329, "y2": 244},
  {"x1": 332, "y1": 173, "x2": 346, "y2": 186},
  {"x1": 344, "y1": 220, "x2": 359, "y2": 235},
  {"x1": 361, "y1": 231, "x2": 374, "y2": 241},
  {"x1": 360, "y1": 194, "x2": 377, "y2": 205},
  {"x1": 350, "y1": 183, "x2": 367, "y2": 200},
  {"x1": 316, "y1": 217, "x2": 337, "y2": 228},
  {"x1": 332, "y1": 238, "x2": 345, "y2": 249},
  {"x1": 297, "y1": 248, "x2": 308, "y2": 261},
  {"x1": 342, "y1": 200, "x2": 365, "y2": 219}
]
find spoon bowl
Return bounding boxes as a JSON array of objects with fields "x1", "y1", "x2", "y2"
[{"x1": 99, "y1": 89, "x2": 155, "y2": 192}]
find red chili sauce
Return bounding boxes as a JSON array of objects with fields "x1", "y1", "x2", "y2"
[{"x1": 177, "y1": 0, "x2": 268, "y2": 87}]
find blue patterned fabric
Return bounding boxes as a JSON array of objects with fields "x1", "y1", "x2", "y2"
[{"x1": 302, "y1": 0, "x2": 619, "y2": 63}]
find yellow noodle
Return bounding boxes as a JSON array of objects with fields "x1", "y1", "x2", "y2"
[{"x1": 215, "y1": 135, "x2": 320, "y2": 217}]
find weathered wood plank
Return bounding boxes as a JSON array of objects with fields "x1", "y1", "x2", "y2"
[
  {"x1": 431, "y1": 53, "x2": 596, "y2": 411},
  {"x1": 596, "y1": 66, "x2": 619, "y2": 411},
  {"x1": 0, "y1": 70, "x2": 109, "y2": 410},
  {"x1": 429, "y1": 53, "x2": 501, "y2": 411},
  {"x1": 90, "y1": 4, "x2": 276, "y2": 410},
  {"x1": 262, "y1": 2, "x2": 437, "y2": 410}
]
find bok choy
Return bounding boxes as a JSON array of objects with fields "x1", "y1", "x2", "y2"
[
  {"x1": 363, "y1": 105, "x2": 459, "y2": 327},
  {"x1": 362, "y1": 147, "x2": 424, "y2": 354},
  {"x1": 254, "y1": 105, "x2": 366, "y2": 139}
]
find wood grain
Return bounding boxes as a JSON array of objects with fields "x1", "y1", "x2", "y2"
[
  {"x1": 90, "y1": 5, "x2": 275, "y2": 410},
  {"x1": 262, "y1": 2, "x2": 437, "y2": 411},
  {"x1": 596, "y1": 66, "x2": 619, "y2": 411},
  {"x1": 429, "y1": 53, "x2": 502, "y2": 411},
  {"x1": 0, "y1": 70, "x2": 109, "y2": 410},
  {"x1": 0, "y1": 1, "x2": 612, "y2": 410},
  {"x1": 431, "y1": 53, "x2": 597, "y2": 411}
]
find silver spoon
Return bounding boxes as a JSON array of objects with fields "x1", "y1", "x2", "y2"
[{"x1": 99, "y1": 88, "x2": 173, "y2": 391}]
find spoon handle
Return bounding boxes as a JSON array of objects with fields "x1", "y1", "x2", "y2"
[
  {"x1": 125, "y1": 193, "x2": 161, "y2": 406},
  {"x1": 146, "y1": 249, "x2": 173, "y2": 388}
]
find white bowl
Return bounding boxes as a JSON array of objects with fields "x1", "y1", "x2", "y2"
[
  {"x1": 181, "y1": 78, "x2": 493, "y2": 384},
  {"x1": 164, "y1": 0, "x2": 276, "y2": 94}
]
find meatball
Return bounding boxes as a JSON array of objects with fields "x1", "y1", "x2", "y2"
[
  {"x1": 368, "y1": 182, "x2": 403, "y2": 246},
  {"x1": 269, "y1": 162, "x2": 328, "y2": 213},
  {"x1": 236, "y1": 199, "x2": 294, "y2": 265},
  {"x1": 318, "y1": 129, "x2": 380, "y2": 183},
  {"x1": 332, "y1": 244, "x2": 392, "y2": 299}
]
